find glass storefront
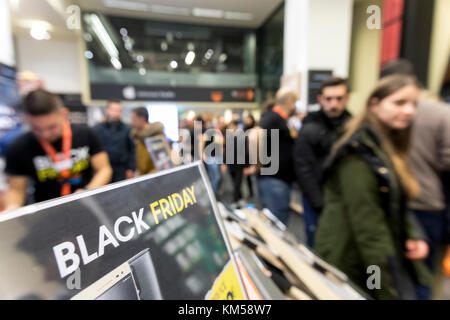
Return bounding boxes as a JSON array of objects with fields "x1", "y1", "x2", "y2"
[
  {"x1": 82, "y1": 12, "x2": 257, "y2": 89},
  {"x1": 257, "y1": 3, "x2": 284, "y2": 102}
]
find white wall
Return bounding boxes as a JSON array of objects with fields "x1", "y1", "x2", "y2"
[
  {"x1": 428, "y1": 0, "x2": 450, "y2": 94},
  {"x1": 307, "y1": 0, "x2": 353, "y2": 77},
  {"x1": 0, "y1": 0, "x2": 15, "y2": 66},
  {"x1": 284, "y1": 0, "x2": 353, "y2": 105},
  {"x1": 15, "y1": 36, "x2": 82, "y2": 94},
  {"x1": 284, "y1": 0, "x2": 309, "y2": 75}
]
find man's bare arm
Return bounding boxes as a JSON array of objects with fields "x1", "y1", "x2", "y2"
[
  {"x1": 4, "y1": 176, "x2": 28, "y2": 211},
  {"x1": 84, "y1": 152, "x2": 112, "y2": 190}
]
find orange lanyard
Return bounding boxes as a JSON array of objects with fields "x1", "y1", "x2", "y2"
[
  {"x1": 37, "y1": 121, "x2": 73, "y2": 196},
  {"x1": 273, "y1": 106, "x2": 289, "y2": 120}
]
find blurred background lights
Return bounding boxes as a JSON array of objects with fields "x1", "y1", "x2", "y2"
[
  {"x1": 84, "y1": 50, "x2": 94, "y2": 59},
  {"x1": 30, "y1": 21, "x2": 51, "y2": 40},
  {"x1": 185, "y1": 51, "x2": 195, "y2": 65}
]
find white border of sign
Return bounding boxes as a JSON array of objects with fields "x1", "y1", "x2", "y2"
[{"x1": 198, "y1": 163, "x2": 248, "y2": 300}]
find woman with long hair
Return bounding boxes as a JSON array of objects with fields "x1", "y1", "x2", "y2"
[{"x1": 315, "y1": 75, "x2": 431, "y2": 299}]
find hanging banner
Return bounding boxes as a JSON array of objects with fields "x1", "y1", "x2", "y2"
[{"x1": 0, "y1": 162, "x2": 246, "y2": 300}]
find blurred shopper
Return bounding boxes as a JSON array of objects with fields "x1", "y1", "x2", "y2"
[
  {"x1": 93, "y1": 100, "x2": 136, "y2": 183},
  {"x1": 244, "y1": 115, "x2": 256, "y2": 131},
  {"x1": 201, "y1": 117, "x2": 224, "y2": 195},
  {"x1": 3, "y1": 89, "x2": 112, "y2": 210},
  {"x1": 243, "y1": 115, "x2": 256, "y2": 198},
  {"x1": 262, "y1": 100, "x2": 276, "y2": 114},
  {"x1": 381, "y1": 59, "x2": 450, "y2": 274},
  {"x1": 216, "y1": 115, "x2": 228, "y2": 136},
  {"x1": 294, "y1": 77, "x2": 352, "y2": 247},
  {"x1": 251, "y1": 88, "x2": 298, "y2": 225},
  {"x1": 225, "y1": 120, "x2": 245, "y2": 203},
  {"x1": 315, "y1": 75, "x2": 431, "y2": 300},
  {"x1": 130, "y1": 107, "x2": 165, "y2": 176}
]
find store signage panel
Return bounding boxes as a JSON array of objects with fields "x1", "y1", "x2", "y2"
[
  {"x1": 0, "y1": 163, "x2": 245, "y2": 300},
  {"x1": 90, "y1": 83, "x2": 256, "y2": 103},
  {"x1": 0, "y1": 62, "x2": 21, "y2": 138},
  {"x1": 145, "y1": 136, "x2": 174, "y2": 171},
  {"x1": 307, "y1": 70, "x2": 332, "y2": 105}
]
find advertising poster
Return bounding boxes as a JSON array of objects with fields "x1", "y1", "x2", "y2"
[
  {"x1": 145, "y1": 135, "x2": 174, "y2": 171},
  {"x1": 0, "y1": 63, "x2": 21, "y2": 146},
  {"x1": 0, "y1": 162, "x2": 246, "y2": 300},
  {"x1": 307, "y1": 70, "x2": 332, "y2": 105}
]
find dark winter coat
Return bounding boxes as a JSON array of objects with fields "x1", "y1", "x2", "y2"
[
  {"x1": 315, "y1": 125, "x2": 431, "y2": 300},
  {"x1": 293, "y1": 109, "x2": 352, "y2": 212},
  {"x1": 93, "y1": 121, "x2": 135, "y2": 170}
]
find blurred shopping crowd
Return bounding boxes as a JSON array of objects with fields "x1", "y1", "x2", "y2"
[{"x1": 0, "y1": 59, "x2": 449, "y2": 300}]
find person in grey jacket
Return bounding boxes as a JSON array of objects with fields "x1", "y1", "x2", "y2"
[
  {"x1": 93, "y1": 100, "x2": 136, "y2": 183},
  {"x1": 381, "y1": 60, "x2": 450, "y2": 275}
]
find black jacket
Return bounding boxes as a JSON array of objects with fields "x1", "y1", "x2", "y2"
[
  {"x1": 93, "y1": 121, "x2": 136, "y2": 170},
  {"x1": 293, "y1": 109, "x2": 351, "y2": 212}
]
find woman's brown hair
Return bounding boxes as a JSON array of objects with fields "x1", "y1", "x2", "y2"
[{"x1": 333, "y1": 75, "x2": 420, "y2": 199}]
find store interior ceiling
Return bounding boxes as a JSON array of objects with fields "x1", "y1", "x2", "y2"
[{"x1": 10, "y1": 0, "x2": 284, "y2": 40}]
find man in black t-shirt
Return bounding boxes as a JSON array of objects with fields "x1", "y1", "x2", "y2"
[{"x1": 4, "y1": 89, "x2": 112, "y2": 210}]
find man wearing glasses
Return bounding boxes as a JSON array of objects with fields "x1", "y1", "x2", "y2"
[{"x1": 293, "y1": 77, "x2": 352, "y2": 247}]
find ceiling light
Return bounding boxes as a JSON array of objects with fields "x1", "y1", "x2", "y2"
[
  {"x1": 103, "y1": 0, "x2": 148, "y2": 11},
  {"x1": 84, "y1": 33, "x2": 93, "y2": 42},
  {"x1": 161, "y1": 41, "x2": 168, "y2": 51},
  {"x1": 89, "y1": 13, "x2": 123, "y2": 70},
  {"x1": 170, "y1": 60, "x2": 178, "y2": 69},
  {"x1": 89, "y1": 14, "x2": 119, "y2": 60},
  {"x1": 151, "y1": 4, "x2": 190, "y2": 16},
  {"x1": 224, "y1": 11, "x2": 254, "y2": 21},
  {"x1": 166, "y1": 33, "x2": 174, "y2": 43},
  {"x1": 110, "y1": 57, "x2": 122, "y2": 70},
  {"x1": 219, "y1": 53, "x2": 228, "y2": 63},
  {"x1": 136, "y1": 55, "x2": 144, "y2": 63},
  {"x1": 185, "y1": 51, "x2": 195, "y2": 66},
  {"x1": 192, "y1": 8, "x2": 224, "y2": 18},
  {"x1": 30, "y1": 22, "x2": 51, "y2": 40},
  {"x1": 120, "y1": 28, "x2": 128, "y2": 36},
  {"x1": 84, "y1": 50, "x2": 94, "y2": 59},
  {"x1": 205, "y1": 49, "x2": 214, "y2": 59},
  {"x1": 139, "y1": 68, "x2": 146, "y2": 75}
]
